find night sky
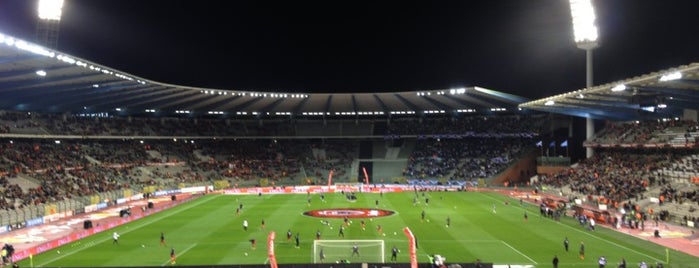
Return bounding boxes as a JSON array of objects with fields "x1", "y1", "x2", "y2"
[{"x1": 1, "y1": 0, "x2": 699, "y2": 99}]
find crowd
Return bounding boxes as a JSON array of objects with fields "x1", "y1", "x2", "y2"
[
  {"x1": 404, "y1": 137, "x2": 531, "y2": 181},
  {"x1": 537, "y1": 147, "x2": 699, "y2": 227},
  {"x1": 0, "y1": 109, "x2": 543, "y2": 212},
  {"x1": 588, "y1": 119, "x2": 698, "y2": 145}
]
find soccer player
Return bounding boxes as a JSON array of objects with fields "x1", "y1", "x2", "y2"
[
  {"x1": 250, "y1": 239, "x2": 256, "y2": 249},
  {"x1": 360, "y1": 220, "x2": 366, "y2": 231},
  {"x1": 421, "y1": 210, "x2": 426, "y2": 222},
  {"x1": 377, "y1": 224, "x2": 383, "y2": 235},
  {"x1": 339, "y1": 225, "x2": 345, "y2": 238},
  {"x1": 492, "y1": 203, "x2": 497, "y2": 213},
  {"x1": 598, "y1": 256, "x2": 607, "y2": 268},
  {"x1": 235, "y1": 207, "x2": 240, "y2": 216},
  {"x1": 261, "y1": 218, "x2": 265, "y2": 229},
  {"x1": 319, "y1": 247, "x2": 326, "y2": 263},
  {"x1": 375, "y1": 199, "x2": 379, "y2": 207},
  {"x1": 344, "y1": 216, "x2": 349, "y2": 226},
  {"x1": 287, "y1": 229, "x2": 293, "y2": 242},
  {"x1": 446, "y1": 216, "x2": 451, "y2": 228},
  {"x1": 316, "y1": 229, "x2": 321, "y2": 240},
  {"x1": 112, "y1": 232, "x2": 120, "y2": 244},
  {"x1": 351, "y1": 243, "x2": 360, "y2": 257},
  {"x1": 295, "y1": 232, "x2": 300, "y2": 248},
  {"x1": 243, "y1": 219, "x2": 249, "y2": 231},
  {"x1": 391, "y1": 245, "x2": 399, "y2": 262},
  {"x1": 579, "y1": 242, "x2": 585, "y2": 260},
  {"x1": 552, "y1": 255, "x2": 559, "y2": 268},
  {"x1": 524, "y1": 211, "x2": 528, "y2": 221},
  {"x1": 564, "y1": 237, "x2": 569, "y2": 252},
  {"x1": 618, "y1": 258, "x2": 626, "y2": 268},
  {"x1": 170, "y1": 247, "x2": 176, "y2": 265},
  {"x1": 160, "y1": 232, "x2": 166, "y2": 246}
]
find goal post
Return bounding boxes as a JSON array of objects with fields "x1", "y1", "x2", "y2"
[{"x1": 312, "y1": 239, "x2": 385, "y2": 264}]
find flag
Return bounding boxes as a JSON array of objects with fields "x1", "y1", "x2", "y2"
[
  {"x1": 535, "y1": 141, "x2": 543, "y2": 147},
  {"x1": 549, "y1": 141, "x2": 556, "y2": 147},
  {"x1": 560, "y1": 140, "x2": 568, "y2": 147}
]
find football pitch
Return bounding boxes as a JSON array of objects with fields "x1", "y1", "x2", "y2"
[{"x1": 17, "y1": 191, "x2": 699, "y2": 267}]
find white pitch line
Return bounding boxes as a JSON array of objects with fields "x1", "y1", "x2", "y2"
[
  {"x1": 479, "y1": 192, "x2": 664, "y2": 263},
  {"x1": 501, "y1": 241, "x2": 538, "y2": 264},
  {"x1": 36, "y1": 195, "x2": 221, "y2": 267}
]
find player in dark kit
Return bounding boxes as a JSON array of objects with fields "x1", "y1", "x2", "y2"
[
  {"x1": 351, "y1": 243, "x2": 360, "y2": 257},
  {"x1": 391, "y1": 245, "x2": 399, "y2": 262},
  {"x1": 170, "y1": 248, "x2": 176, "y2": 265},
  {"x1": 339, "y1": 225, "x2": 345, "y2": 238},
  {"x1": 316, "y1": 230, "x2": 321, "y2": 240},
  {"x1": 564, "y1": 237, "x2": 569, "y2": 252},
  {"x1": 295, "y1": 232, "x2": 300, "y2": 248},
  {"x1": 287, "y1": 229, "x2": 293, "y2": 242},
  {"x1": 160, "y1": 232, "x2": 166, "y2": 246},
  {"x1": 579, "y1": 242, "x2": 585, "y2": 260}
]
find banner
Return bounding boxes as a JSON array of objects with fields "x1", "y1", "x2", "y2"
[
  {"x1": 362, "y1": 167, "x2": 369, "y2": 184},
  {"x1": 327, "y1": 170, "x2": 334, "y2": 187},
  {"x1": 268, "y1": 231, "x2": 278, "y2": 268},
  {"x1": 403, "y1": 227, "x2": 417, "y2": 268}
]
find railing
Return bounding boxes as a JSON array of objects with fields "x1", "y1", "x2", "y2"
[
  {"x1": 0, "y1": 189, "x2": 133, "y2": 228},
  {"x1": 536, "y1": 156, "x2": 571, "y2": 166}
]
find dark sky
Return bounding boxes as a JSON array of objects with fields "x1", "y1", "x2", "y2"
[{"x1": 1, "y1": 0, "x2": 699, "y2": 99}]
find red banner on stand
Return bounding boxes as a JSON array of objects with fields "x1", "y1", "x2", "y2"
[
  {"x1": 362, "y1": 167, "x2": 369, "y2": 184},
  {"x1": 327, "y1": 170, "x2": 334, "y2": 186}
]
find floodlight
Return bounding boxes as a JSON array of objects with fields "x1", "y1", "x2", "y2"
[
  {"x1": 569, "y1": 0, "x2": 598, "y2": 48},
  {"x1": 38, "y1": 0, "x2": 64, "y2": 21},
  {"x1": 610, "y1": 84, "x2": 626, "y2": 92},
  {"x1": 659, "y1": 72, "x2": 682, "y2": 82}
]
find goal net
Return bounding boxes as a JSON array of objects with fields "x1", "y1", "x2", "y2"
[{"x1": 312, "y1": 239, "x2": 385, "y2": 264}]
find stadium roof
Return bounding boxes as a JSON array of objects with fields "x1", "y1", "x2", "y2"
[
  {"x1": 520, "y1": 62, "x2": 699, "y2": 121},
  {"x1": 0, "y1": 32, "x2": 529, "y2": 118}
]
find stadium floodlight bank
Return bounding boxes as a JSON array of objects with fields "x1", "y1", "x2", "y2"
[{"x1": 312, "y1": 239, "x2": 385, "y2": 264}]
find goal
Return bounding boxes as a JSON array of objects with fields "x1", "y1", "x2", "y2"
[{"x1": 312, "y1": 239, "x2": 385, "y2": 263}]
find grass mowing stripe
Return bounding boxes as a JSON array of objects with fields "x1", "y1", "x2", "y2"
[
  {"x1": 161, "y1": 243, "x2": 197, "y2": 266},
  {"x1": 478, "y1": 192, "x2": 665, "y2": 263},
  {"x1": 37, "y1": 195, "x2": 219, "y2": 266},
  {"x1": 19, "y1": 192, "x2": 697, "y2": 267},
  {"x1": 501, "y1": 241, "x2": 537, "y2": 264}
]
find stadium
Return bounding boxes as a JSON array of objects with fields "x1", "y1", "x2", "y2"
[{"x1": 0, "y1": 1, "x2": 698, "y2": 268}]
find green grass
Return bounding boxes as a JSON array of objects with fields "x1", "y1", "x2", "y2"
[{"x1": 18, "y1": 191, "x2": 699, "y2": 267}]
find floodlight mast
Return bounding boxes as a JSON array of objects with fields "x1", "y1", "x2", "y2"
[
  {"x1": 569, "y1": 0, "x2": 599, "y2": 158},
  {"x1": 36, "y1": 0, "x2": 64, "y2": 49}
]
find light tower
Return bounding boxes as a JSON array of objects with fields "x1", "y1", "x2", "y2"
[
  {"x1": 36, "y1": 0, "x2": 64, "y2": 49},
  {"x1": 569, "y1": 0, "x2": 599, "y2": 158}
]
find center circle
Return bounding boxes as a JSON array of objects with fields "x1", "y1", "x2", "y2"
[{"x1": 303, "y1": 208, "x2": 396, "y2": 218}]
